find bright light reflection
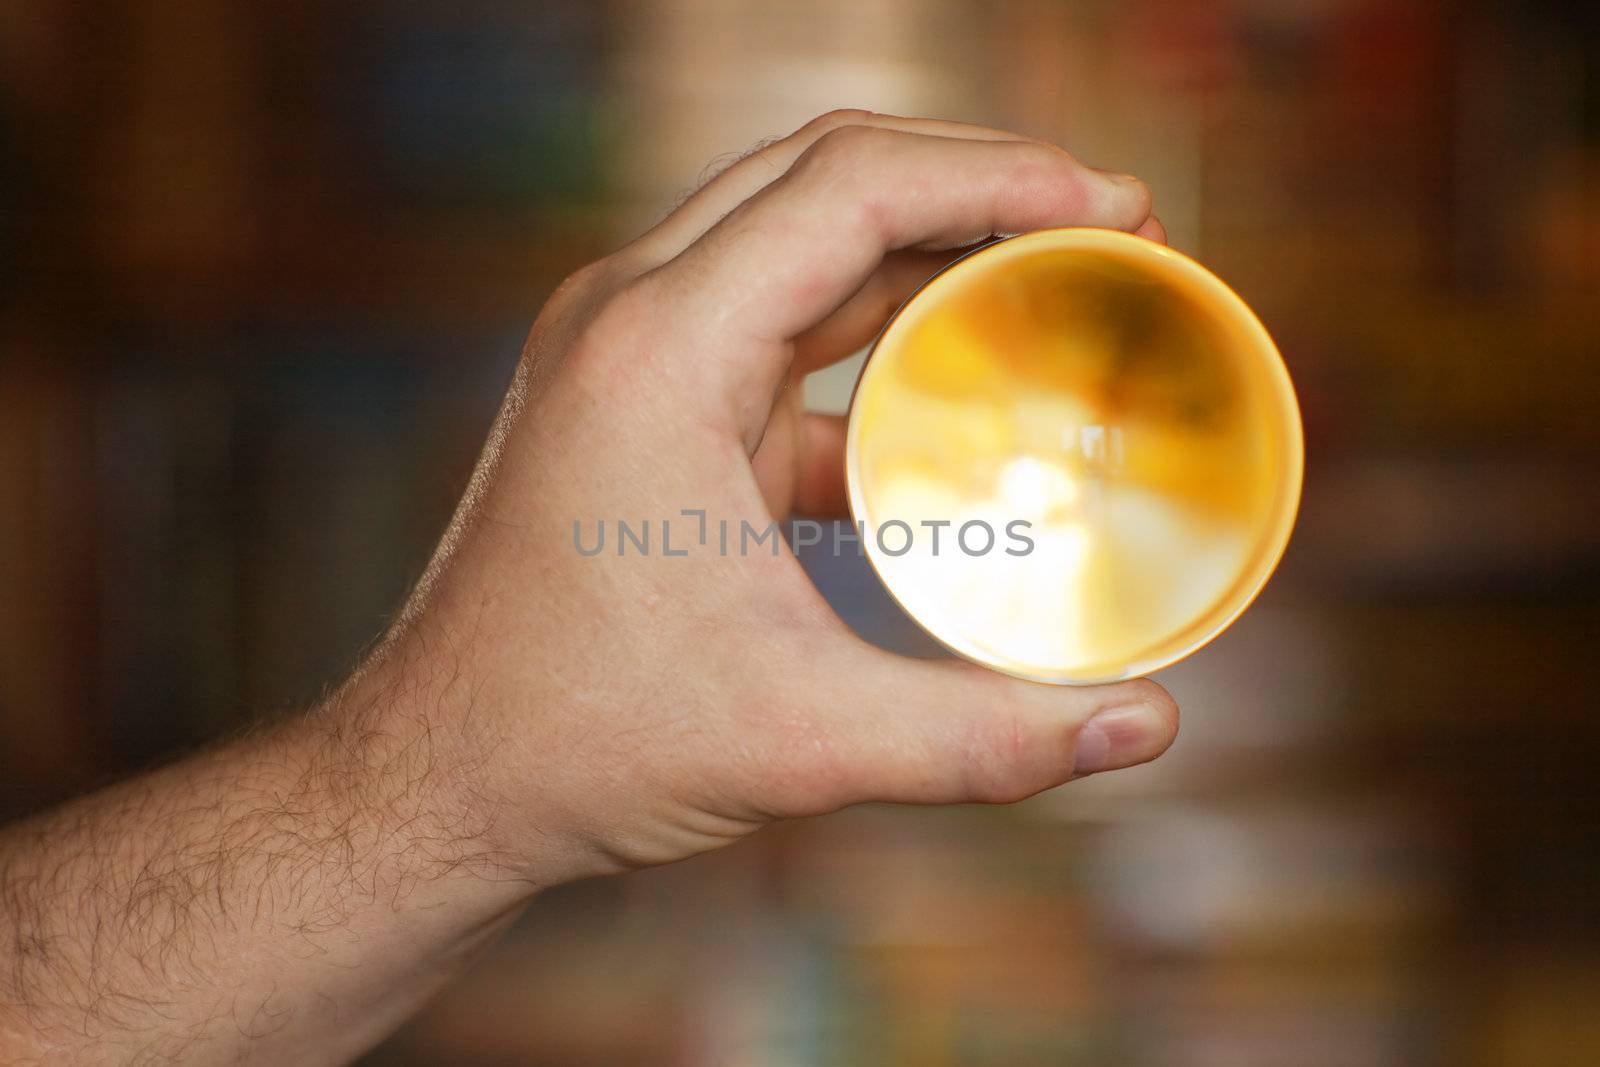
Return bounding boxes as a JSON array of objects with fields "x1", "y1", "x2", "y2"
[{"x1": 997, "y1": 456, "x2": 1080, "y2": 520}]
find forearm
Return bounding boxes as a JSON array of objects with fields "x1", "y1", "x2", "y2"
[{"x1": 0, "y1": 632, "x2": 533, "y2": 1066}]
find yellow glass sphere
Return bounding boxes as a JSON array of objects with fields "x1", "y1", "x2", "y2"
[{"x1": 845, "y1": 228, "x2": 1303, "y2": 684}]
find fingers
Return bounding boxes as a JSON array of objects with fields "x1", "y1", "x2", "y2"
[
  {"x1": 630, "y1": 111, "x2": 1037, "y2": 265},
  {"x1": 1135, "y1": 213, "x2": 1168, "y2": 244},
  {"x1": 791, "y1": 247, "x2": 972, "y2": 373},
  {"x1": 748, "y1": 398, "x2": 849, "y2": 518},
  {"x1": 639, "y1": 127, "x2": 1154, "y2": 445},
  {"x1": 784, "y1": 645, "x2": 1178, "y2": 813},
  {"x1": 682, "y1": 128, "x2": 1153, "y2": 342},
  {"x1": 791, "y1": 412, "x2": 848, "y2": 517},
  {"x1": 793, "y1": 224, "x2": 1160, "y2": 374}
]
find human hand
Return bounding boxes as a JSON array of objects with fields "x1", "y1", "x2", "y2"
[
  {"x1": 393, "y1": 111, "x2": 1181, "y2": 885},
  {"x1": 0, "y1": 112, "x2": 1183, "y2": 1067}
]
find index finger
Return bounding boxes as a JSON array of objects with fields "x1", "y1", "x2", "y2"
[
  {"x1": 629, "y1": 111, "x2": 1039, "y2": 264},
  {"x1": 641, "y1": 126, "x2": 1154, "y2": 440}
]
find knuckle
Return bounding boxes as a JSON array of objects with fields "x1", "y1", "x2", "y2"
[
  {"x1": 994, "y1": 141, "x2": 1105, "y2": 215},
  {"x1": 540, "y1": 257, "x2": 612, "y2": 319},
  {"x1": 569, "y1": 274, "x2": 658, "y2": 363},
  {"x1": 1012, "y1": 144, "x2": 1089, "y2": 200},
  {"x1": 522, "y1": 257, "x2": 627, "y2": 375},
  {"x1": 560, "y1": 257, "x2": 610, "y2": 293},
  {"x1": 799, "y1": 122, "x2": 891, "y2": 174},
  {"x1": 801, "y1": 108, "x2": 876, "y2": 136},
  {"x1": 1118, "y1": 173, "x2": 1155, "y2": 217},
  {"x1": 787, "y1": 125, "x2": 897, "y2": 234},
  {"x1": 964, "y1": 701, "x2": 1042, "y2": 805},
  {"x1": 582, "y1": 249, "x2": 654, "y2": 290},
  {"x1": 1133, "y1": 176, "x2": 1155, "y2": 212}
]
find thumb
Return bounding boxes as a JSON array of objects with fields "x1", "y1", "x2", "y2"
[{"x1": 801, "y1": 644, "x2": 1179, "y2": 810}]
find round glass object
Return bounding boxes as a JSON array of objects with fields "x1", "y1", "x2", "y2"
[{"x1": 845, "y1": 228, "x2": 1303, "y2": 684}]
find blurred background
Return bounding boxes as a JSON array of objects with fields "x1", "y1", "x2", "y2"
[{"x1": 1, "y1": 1, "x2": 1597, "y2": 1064}]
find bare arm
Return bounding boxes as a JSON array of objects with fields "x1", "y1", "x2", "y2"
[
  {"x1": 0, "y1": 112, "x2": 1179, "y2": 1065},
  {"x1": 0, "y1": 631, "x2": 532, "y2": 1064}
]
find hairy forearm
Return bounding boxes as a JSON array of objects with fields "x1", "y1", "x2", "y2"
[{"x1": 0, "y1": 636, "x2": 533, "y2": 1065}]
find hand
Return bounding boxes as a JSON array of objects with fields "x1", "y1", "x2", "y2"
[
  {"x1": 0, "y1": 112, "x2": 1182, "y2": 1066},
  {"x1": 400, "y1": 111, "x2": 1181, "y2": 883}
]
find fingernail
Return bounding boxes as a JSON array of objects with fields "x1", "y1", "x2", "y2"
[{"x1": 1072, "y1": 703, "x2": 1165, "y2": 776}]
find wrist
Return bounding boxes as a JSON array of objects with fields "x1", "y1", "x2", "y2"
[{"x1": 331, "y1": 585, "x2": 610, "y2": 894}]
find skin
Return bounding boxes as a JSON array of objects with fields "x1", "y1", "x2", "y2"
[{"x1": 0, "y1": 112, "x2": 1178, "y2": 1065}]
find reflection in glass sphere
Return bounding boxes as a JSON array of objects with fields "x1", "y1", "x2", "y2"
[{"x1": 846, "y1": 229, "x2": 1302, "y2": 684}]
